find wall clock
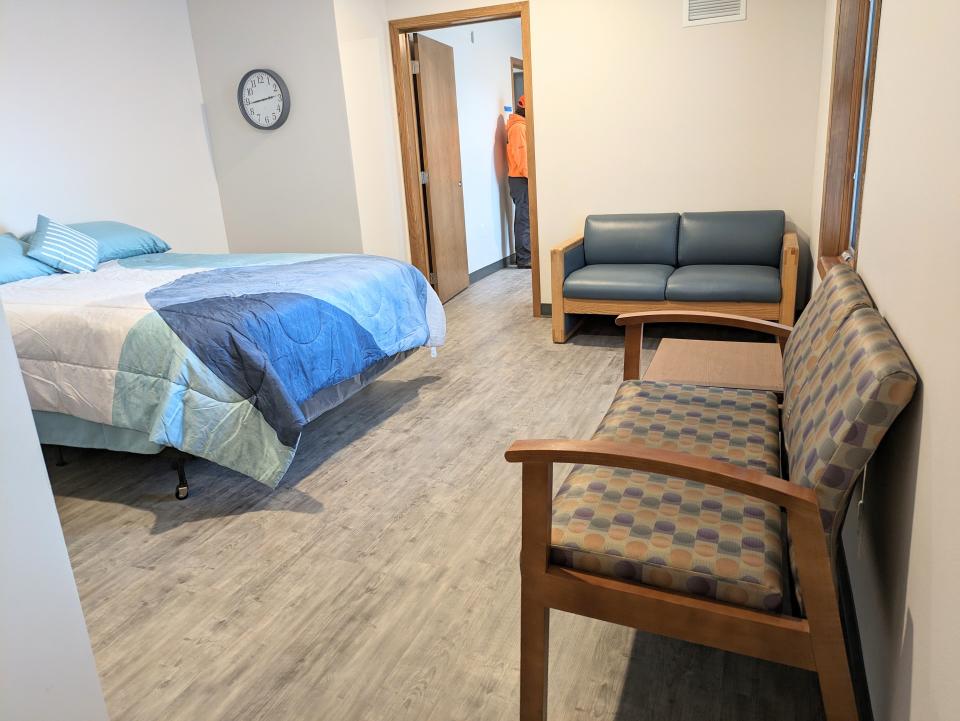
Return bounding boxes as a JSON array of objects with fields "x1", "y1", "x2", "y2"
[{"x1": 237, "y1": 69, "x2": 290, "y2": 130}]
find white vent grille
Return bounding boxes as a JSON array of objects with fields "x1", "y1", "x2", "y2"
[{"x1": 684, "y1": 0, "x2": 746, "y2": 27}]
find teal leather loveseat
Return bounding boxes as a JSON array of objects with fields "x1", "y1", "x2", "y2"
[{"x1": 551, "y1": 210, "x2": 799, "y2": 342}]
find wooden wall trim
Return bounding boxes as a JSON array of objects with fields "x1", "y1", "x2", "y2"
[{"x1": 817, "y1": 0, "x2": 874, "y2": 260}]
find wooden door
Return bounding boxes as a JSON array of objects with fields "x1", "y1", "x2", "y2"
[{"x1": 412, "y1": 34, "x2": 469, "y2": 303}]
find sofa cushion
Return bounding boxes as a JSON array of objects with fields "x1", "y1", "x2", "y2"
[
  {"x1": 583, "y1": 213, "x2": 679, "y2": 266},
  {"x1": 678, "y1": 211, "x2": 784, "y2": 267},
  {"x1": 563, "y1": 264, "x2": 673, "y2": 301},
  {"x1": 783, "y1": 307, "x2": 917, "y2": 543},
  {"x1": 594, "y1": 381, "x2": 782, "y2": 475},
  {"x1": 551, "y1": 381, "x2": 785, "y2": 611},
  {"x1": 782, "y1": 263, "x2": 873, "y2": 425},
  {"x1": 665, "y1": 265, "x2": 781, "y2": 303}
]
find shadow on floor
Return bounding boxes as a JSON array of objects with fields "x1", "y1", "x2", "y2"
[
  {"x1": 613, "y1": 631, "x2": 826, "y2": 721},
  {"x1": 48, "y1": 375, "x2": 439, "y2": 534}
]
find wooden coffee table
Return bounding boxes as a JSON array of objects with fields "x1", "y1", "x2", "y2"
[{"x1": 642, "y1": 338, "x2": 784, "y2": 394}]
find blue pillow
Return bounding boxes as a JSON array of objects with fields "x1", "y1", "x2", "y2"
[
  {"x1": 69, "y1": 221, "x2": 170, "y2": 262},
  {"x1": 0, "y1": 232, "x2": 58, "y2": 284},
  {"x1": 26, "y1": 215, "x2": 100, "y2": 273}
]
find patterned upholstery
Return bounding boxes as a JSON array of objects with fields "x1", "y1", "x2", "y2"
[
  {"x1": 551, "y1": 382, "x2": 786, "y2": 611},
  {"x1": 784, "y1": 307, "x2": 917, "y2": 544},
  {"x1": 782, "y1": 264, "x2": 873, "y2": 436},
  {"x1": 593, "y1": 382, "x2": 782, "y2": 474}
]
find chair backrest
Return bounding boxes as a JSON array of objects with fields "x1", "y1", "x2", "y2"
[
  {"x1": 783, "y1": 305, "x2": 917, "y2": 550},
  {"x1": 782, "y1": 263, "x2": 874, "y2": 429},
  {"x1": 582, "y1": 213, "x2": 679, "y2": 266},
  {"x1": 677, "y1": 210, "x2": 784, "y2": 267}
]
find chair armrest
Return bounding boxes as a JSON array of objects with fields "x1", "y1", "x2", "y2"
[
  {"x1": 505, "y1": 438, "x2": 818, "y2": 515},
  {"x1": 615, "y1": 310, "x2": 793, "y2": 339},
  {"x1": 615, "y1": 311, "x2": 792, "y2": 380}
]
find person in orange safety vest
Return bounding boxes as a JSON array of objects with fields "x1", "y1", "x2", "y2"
[{"x1": 506, "y1": 95, "x2": 530, "y2": 268}]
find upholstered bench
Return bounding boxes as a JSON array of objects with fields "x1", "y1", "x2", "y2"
[{"x1": 507, "y1": 265, "x2": 915, "y2": 721}]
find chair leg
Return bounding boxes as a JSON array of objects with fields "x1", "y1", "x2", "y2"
[
  {"x1": 813, "y1": 639, "x2": 859, "y2": 721},
  {"x1": 520, "y1": 587, "x2": 549, "y2": 721}
]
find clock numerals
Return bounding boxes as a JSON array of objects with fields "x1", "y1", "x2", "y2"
[{"x1": 239, "y1": 70, "x2": 288, "y2": 129}]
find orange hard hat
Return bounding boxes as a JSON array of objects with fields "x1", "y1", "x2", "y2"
[{"x1": 517, "y1": 95, "x2": 526, "y2": 109}]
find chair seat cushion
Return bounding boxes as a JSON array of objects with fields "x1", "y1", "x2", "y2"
[
  {"x1": 665, "y1": 265, "x2": 781, "y2": 303},
  {"x1": 563, "y1": 264, "x2": 673, "y2": 301},
  {"x1": 551, "y1": 382, "x2": 785, "y2": 611}
]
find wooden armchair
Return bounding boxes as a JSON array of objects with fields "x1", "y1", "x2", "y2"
[{"x1": 506, "y1": 439, "x2": 856, "y2": 721}]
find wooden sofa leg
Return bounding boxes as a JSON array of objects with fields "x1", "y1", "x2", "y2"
[
  {"x1": 520, "y1": 586, "x2": 550, "y2": 721},
  {"x1": 551, "y1": 301, "x2": 567, "y2": 343}
]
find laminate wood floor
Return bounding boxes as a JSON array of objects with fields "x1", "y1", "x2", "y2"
[{"x1": 50, "y1": 270, "x2": 824, "y2": 721}]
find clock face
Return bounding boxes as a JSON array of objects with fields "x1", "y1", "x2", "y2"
[{"x1": 237, "y1": 69, "x2": 289, "y2": 130}]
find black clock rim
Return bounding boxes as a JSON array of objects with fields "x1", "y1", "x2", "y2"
[{"x1": 237, "y1": 69, "x2": 290, "y2": 130}]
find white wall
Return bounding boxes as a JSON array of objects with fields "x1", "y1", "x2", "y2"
[
  {"x1": 833, "y1": 2, "x2": 960, "y2": 719},
  {"x1": 189, "y1": 0, "x2": 363, "y2": 254},
  {"x1": 422, "y1": 21, "x2": 522, "y2": 273},
  {"x1": 380, "y1": 0, "x2": 829, "y2": 302},
  {"x1": 333, "y1": 0, "x2": 411, "y2": 260},
  {"x1": 0, "y1": 304, "x2": 108, "y2": 721},
  {"x1": 0, "y1": 0, "x2": 228, "y2": 253}
]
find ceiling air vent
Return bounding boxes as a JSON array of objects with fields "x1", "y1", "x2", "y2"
[{"x1": 684, "y1": 0, "x2": 747, "y2": 27}]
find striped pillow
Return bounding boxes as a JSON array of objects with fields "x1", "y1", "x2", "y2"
[{"x1": 27, "y1": 215, "x2": 100, "y2": 273}]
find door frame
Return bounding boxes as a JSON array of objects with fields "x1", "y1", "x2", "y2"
[{"x1": 389, "y1": 2, "x2": 542, "y2": 316}]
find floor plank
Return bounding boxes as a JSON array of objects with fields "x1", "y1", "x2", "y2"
[{"x1": 50, "y1": 269, "x2": 824, "y2": 721}]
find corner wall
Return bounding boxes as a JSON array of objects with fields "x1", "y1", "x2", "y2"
[
  {"x1": 333, "y1": 0, "x2": 412, "y2": 260},
  {"x1": 0, "y1": 0, "x2": 228, "y2": 253},
  {"x1": 188, "y1": 0, "x2": 363, "y2": 254}
]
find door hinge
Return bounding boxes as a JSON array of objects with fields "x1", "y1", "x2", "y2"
[
  {"x1": 428, "y1": 271, "x2": 437, "y2": 284},
  {"x1": 420, "y1": 170, "x2": 428, "y2": 185},
  {"x1": 411, "y1": 60, "x2": 420, "y2": 75}
]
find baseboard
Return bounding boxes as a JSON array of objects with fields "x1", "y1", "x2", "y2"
[{"x1": 469, "y1": 254, "x2": 514, "y2": 284}]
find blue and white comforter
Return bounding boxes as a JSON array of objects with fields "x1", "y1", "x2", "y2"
[{"x1": 0, "y1": 253, "x2": 445, "y2": 486}]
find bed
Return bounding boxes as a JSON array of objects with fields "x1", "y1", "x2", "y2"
[{"x1": 0, "y1": 251, "x2": 445, "y2": 496}]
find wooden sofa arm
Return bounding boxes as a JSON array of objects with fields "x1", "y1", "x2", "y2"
[
  {"x1": 779, "y1": 232, "x2": 800, "y2": 325},
  {"x1": 551, "y1": 234, "x2": 584, "y2": 256},
  {"x1": 551, "y1": 235, "x2": 586, "y2": 343},
  {"x1": 505, "y1": 439, "x2": 817, "y2": 513},
  {"x1": 615, "y1": 310, "x2": 793, "y2": 381}
]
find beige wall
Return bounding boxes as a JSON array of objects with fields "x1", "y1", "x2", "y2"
[
  {"x1": 808, "y1": 0, "x2": 839, "y2": 285},
  {"x1": 0, "y1": 0, "x2": 228, "y2": 253},
  {"x1": 333, "y1": 0, "x2": 411, "y2": 260},
  {"x1": 834, "y1": 1, "x2": 960, "y2": 719},
  {"x1": 189, "y1": 0, "x2": 363, "y2": 254},
  {"x1": 379, "y1": 0, "x2": 828, "y2": 303}
]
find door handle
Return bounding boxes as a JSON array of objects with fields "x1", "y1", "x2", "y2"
[{"x1": 458, "y1": 180, "x2": 462, "y2": 187}]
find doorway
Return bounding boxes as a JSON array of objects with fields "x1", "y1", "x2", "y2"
[{"x1": 389, "y1": 3, "x2": 541, "y2": 314}]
